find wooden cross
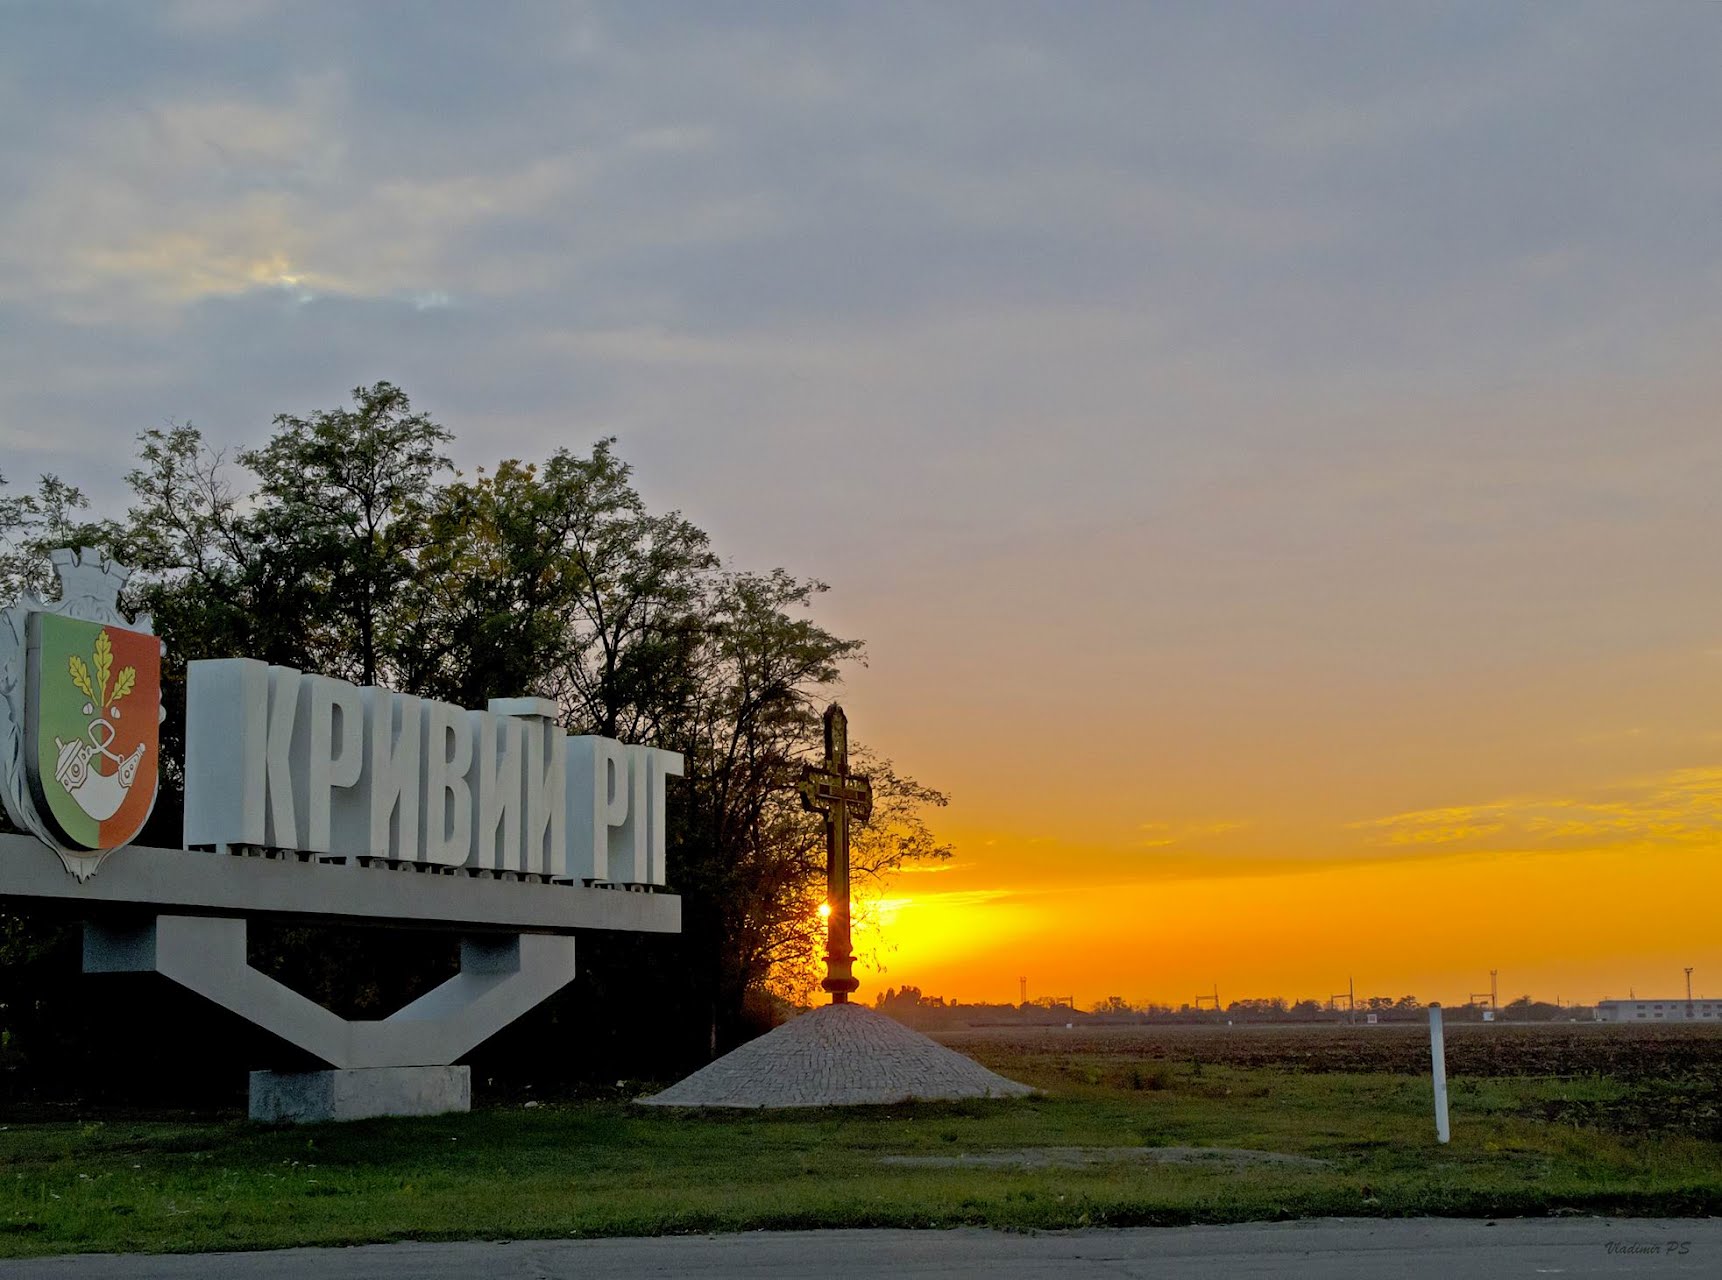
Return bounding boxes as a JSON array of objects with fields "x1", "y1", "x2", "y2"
[{"x1": 798, "y1": 703, "x2": 872, "y2": 1003}]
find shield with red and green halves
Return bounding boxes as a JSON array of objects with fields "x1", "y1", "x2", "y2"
[{"x1": 23, "y1": 612, "x2": 161, "y2": 851}]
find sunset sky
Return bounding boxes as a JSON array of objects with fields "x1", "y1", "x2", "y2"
[{"x1": 3, "y1": 3, "x2": 1720, "y2": 1009}]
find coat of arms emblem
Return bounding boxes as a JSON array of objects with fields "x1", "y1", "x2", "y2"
[{"x1": 0, "y1": 549, "x2": 163, "y2": 879}]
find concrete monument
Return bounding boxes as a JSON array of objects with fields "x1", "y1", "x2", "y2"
[{"x1": 0, "y1": 550, "x2": 683, "y2": 1122}]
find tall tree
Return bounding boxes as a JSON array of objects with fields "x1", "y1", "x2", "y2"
[
  {"x1": 241, "y1": 382, "x2": 451, "y2": 688},
  {"x1": 552, "y1": 442, "x2": 717, "y2": 744},
  {"x1": 397, "y1": 442, "x2": 715, "y2": 720}
]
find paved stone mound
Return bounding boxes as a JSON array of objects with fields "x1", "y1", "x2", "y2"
[{"x1": 639, "y1": 1002, "x2": 1034, "y2": 1108}]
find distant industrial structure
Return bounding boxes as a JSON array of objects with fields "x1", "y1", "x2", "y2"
[
  {"x1": 1595, "y1": 999, "x2": 1719, "y2": 1022},
  {"x1": 1595, "y1": 968, "x2": 1713, "y2": 1021}
]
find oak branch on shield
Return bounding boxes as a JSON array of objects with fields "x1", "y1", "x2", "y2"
[{"x1": 797, "y1": 704, "x2": 872, "y2": 1003}]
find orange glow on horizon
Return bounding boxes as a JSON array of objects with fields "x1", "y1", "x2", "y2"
[
  {"x1": 830, "y1": 542, "x2": 1722, "y2": 1013},
  {"x1": 858, "y1": 842, "x2": 1722, "y2": 1009}
]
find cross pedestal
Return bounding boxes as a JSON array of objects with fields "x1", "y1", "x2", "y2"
[{"x1": 798, "y1": 704, "x2": 872, "y2": 1003}]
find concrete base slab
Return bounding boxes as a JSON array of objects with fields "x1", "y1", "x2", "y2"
[{"x1": 249, "y1": 1065, "x2": 471, "y2": 1123}]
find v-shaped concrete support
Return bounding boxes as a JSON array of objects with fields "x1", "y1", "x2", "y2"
[{"x1": 84, "y1": 915, "x2": 576, "y2": 1070}]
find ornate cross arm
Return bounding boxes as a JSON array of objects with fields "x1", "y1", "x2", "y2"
[{"x1": 797, "y1": 770, "x2": 873, "y2": 821}]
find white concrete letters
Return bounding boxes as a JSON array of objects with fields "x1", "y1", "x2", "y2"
[
  {"x1": 306, "y1": 675, "x2": 364, "y2": 855},
  {"x1": 266, "y1": 666, "x2": 305, "y2": 849},
  {"x1": 494, "y1": 699, "x2": 566, "y2": 881},
  {"x1": 563, "y1": 737, "x2": 677, "y2": 887},
  {"x1": 423, "y1": 699, "x2": 474, "y2": 867},
  {"x1": 473, "y1": 711, "x2": 524, "y2": 873},
  {"x1": 184, "y1": 662, "x2": 680, "y2": 887},
  {"x1": 183, "y1": 658, "x2": 269, "y2": 850},
  {"x1": 643, "y1": 747, "x2": 684, "y2": 885},
  {"x1": 567, "y1": 735, "x2": 626, "y2": 883},
  {"x1": 367, "y1": 689, "x2": 421, "y2": 860}
]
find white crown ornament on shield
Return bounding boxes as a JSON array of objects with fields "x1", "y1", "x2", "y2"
[{"x1": 0, "y1": 548, "x2": 164, "y2": 881}]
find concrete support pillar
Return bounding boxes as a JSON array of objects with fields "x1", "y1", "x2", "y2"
[{"x1": 83, "y1": 915, "x2": 577, "y2": 1122}]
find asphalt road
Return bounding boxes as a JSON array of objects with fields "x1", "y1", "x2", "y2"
[{"x1": 3, "y1": 1218, "x2": 1717, "y2": 1279}]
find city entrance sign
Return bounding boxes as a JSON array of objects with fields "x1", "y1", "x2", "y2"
[
  {"x1": 0, "y1": 550, "x2": 682, "y2": 1121},
  {"x1": 182, "y1": 661, "x2": 682, "y2": 885}
]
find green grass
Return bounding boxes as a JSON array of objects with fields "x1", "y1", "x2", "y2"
[{"x1": 1, "y1": 1037, "x2": 1719, "y2": 1258}]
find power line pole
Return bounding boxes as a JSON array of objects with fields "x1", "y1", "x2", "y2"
[
  {"x1": 1019, "y1": 976, "x2": 1027, "y2": 1006},
  {"x1": 1330, "y1": 983, "x2": 1355, "y2": 1023},
  {"x1": 1686, "y1": 967, "x2": 1695, "y2": 1019}
]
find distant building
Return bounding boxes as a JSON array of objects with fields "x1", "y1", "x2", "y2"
[{"x1": 1595, "y1": 999, "x2": 1720, "y2": 1023}]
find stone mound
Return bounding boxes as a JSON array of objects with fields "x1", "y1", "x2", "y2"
[{"x1": 639, "y1": 1002, "x2": 1034, "y2": 1108}]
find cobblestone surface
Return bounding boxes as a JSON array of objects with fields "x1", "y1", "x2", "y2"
[{"x1": 639, "y1": 1003, "x2": 1035, "y2": 1108}]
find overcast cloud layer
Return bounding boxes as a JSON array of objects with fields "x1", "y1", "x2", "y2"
[{"x1": 4, "y1": 2, "x2": 1720, "y2": 1000}]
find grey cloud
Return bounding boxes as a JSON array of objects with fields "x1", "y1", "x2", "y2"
[{"x1": 3, "y1": 0, "x2": 1721, "y2": 676}]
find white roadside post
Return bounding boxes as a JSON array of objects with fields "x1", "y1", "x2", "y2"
[{"x1": 1429, "y1": 1002, "x2": 1451, "y2": 1144}]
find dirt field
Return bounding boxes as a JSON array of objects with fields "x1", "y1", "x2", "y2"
[
  {"x1": 937, "y1": 1020, "x2": 1722, "y2": 1077},
  {"x1": 936, "y1": 1020, "x2": 1722, "y2": 1139}
]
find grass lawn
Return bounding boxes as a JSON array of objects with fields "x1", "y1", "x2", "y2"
[{"x1": 1, "y1": 1023, "x2": 1718, "y2": 1258}]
